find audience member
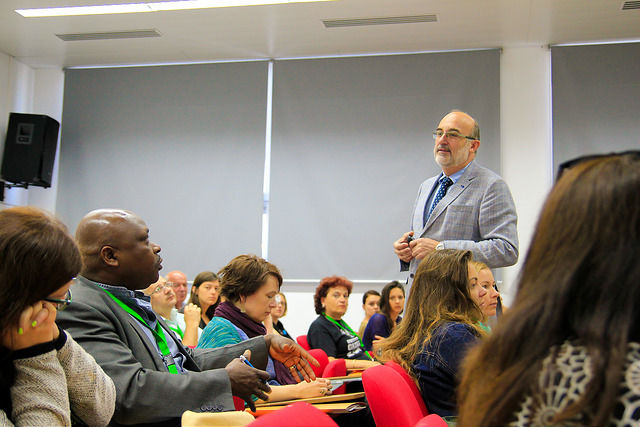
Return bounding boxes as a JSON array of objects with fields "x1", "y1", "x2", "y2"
[
  {"x1": 143, "y1": 276, "x2": 202, "y2": 347},
  {"x1": 0, "y1": 207, "x2": 115, "y2": 427},
  {"x1": 393, "y1": 110, "x2": 518, "y2": 292},
  {"x1": 188, "y1": 271, "x2": 221, "y2": 329},
  {"x1": 198, "y1": 255, "x2": 331, "y2": 402},
  {"x1": 362, "y1": 281, "x2": 405, "y2": 354},
  {"x1": 56, "y1": 209, "x2": 318, "y2": 426},
  {"x1": 471, "y1": 261, "x2": 500, "y2": 321},
  {"x1": 458, "y1": 151, "x2": 640, "y2": 426},
  {"x1": 167, "y1": 270, "x2": 189, "y2": 311},
  {"x1": 268, "y1": 293, "x2": 292, "y2": 339},
  {"x1": 380, "y1": 249, "x2": 485, "y2": 417},
  {"x1": 357, "y1": 290, "x2": 380, "y2": 339},
  {"x1": 308, "y1": 276, "x2": 379, "y2": 370}
]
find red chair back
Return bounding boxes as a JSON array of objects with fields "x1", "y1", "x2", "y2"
[
  {"x1": 363, "y1": 364, "x2": 426, "y2": 427},
  {"x1": 296, "y1": 335, "x2": 311, "y2": 351},
  {"x1": 247, "y1": 401, "x2": 338, "y2": 427},
  {"x1": 385, "y1": 360, "x2": 428, "y2": 415},
  {"x1": 307, "y1": 348, "x2": 329, "y2": 378},
  {"x1": 414, "y1": 414, "x2": 449, "y2": 427},
  {"x1": 232, "y1": 396, "x2": 245, "y2": 411}
]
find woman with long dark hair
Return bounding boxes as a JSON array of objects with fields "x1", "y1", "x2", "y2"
[
  {"x1": 362, "y1": 281, "x2": 404, "y2": 354},
  {"x1": 0, "y1": 207, "x2": 115, "y2": 426},
  {"x1": 379, "y1": 249, "x2": 485, "y2": 417},
  {"x1": 458, "y1": 152, "x2": 640, "y2": 426},
  {"x1": 187, "y1": 271, "x2": 220, "y2": 329}
]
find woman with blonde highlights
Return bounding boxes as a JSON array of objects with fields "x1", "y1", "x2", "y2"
[
  {"x1": 458, "y1": 152, "x2": 640, "y2": 426},
  {"x1": 380, "y1": 249, "x2": 485, "y2": 417}
]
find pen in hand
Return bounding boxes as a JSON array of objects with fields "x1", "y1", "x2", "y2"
[{"x1": 239, "y1": 355, "x2": 267, "y2": 383}]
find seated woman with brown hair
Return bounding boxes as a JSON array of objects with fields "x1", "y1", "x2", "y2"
[
  {"x1": 0, "y1": 207, "x2": 115, "y2": 427},
  {"x1": 458, "y1": 151, "x2": 640, "y2": 427},
  {"x1": 379, "y1": 249, "x2": 486, "y2": 417},
  {"x1": 307, "y1": 276, "x2": 379, "y2": 370},
  {"x1": 187, "y1": 271, "x2": 221, "y2": 329},
  {"x1": 197, "y1": 255, "x2": 331, "y2": 402},
  {"x1": 362, "y1": 281, "x2": 405, "y2": 354}
]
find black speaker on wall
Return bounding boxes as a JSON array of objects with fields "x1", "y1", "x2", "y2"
[{"x1": 1, "y1": 113, "x2": 60, "y2": 188}]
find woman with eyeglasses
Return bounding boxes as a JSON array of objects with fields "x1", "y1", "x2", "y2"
[
  {"x1": 0, "y1": 206, "x2": 115, "y2": 426},
  {"x1": 266, "y1": 292, "x2": 292, "y2": 339},
  {"x1": 458, "y1": 152, "x2": 640, "y2": 426}
]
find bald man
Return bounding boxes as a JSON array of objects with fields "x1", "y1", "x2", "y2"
[
  {"x1": 393, "y1": 111, "x2": 519, "y2": 294},
  {"x1": 166, "y1": 270, "x2": 188, "y2": 311},
  {"x1": 57, "y1": 209, "x2": 318, "y2": 427}
]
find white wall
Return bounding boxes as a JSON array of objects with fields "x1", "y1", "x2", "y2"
[{"x1": 0, "y1": 53, "x2": 63, "y2": 211}]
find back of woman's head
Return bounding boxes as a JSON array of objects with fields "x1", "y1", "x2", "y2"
[
  {"x1": 0, "y1": 207, "x2": 81, "y2": 334},
  {"x1": 405, "y1": 249, "x2": 480, "y2": 326},
  {"x1": 218, "y1": 254, "x2": 282, "y2": 303},
  {"x1": 458, "y1": 152, "x2": 640, "y2": 426}
]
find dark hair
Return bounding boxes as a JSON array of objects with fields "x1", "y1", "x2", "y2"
[
  {"x1": 313, "y1": 276, "x2": 353, "y2": 315},
  {"x1": 219, "y1": 254, "x2": 282, "y2": 303},
  {"x1": 379, "y1": 250, "x2": 484, "y2": 374},
  {"x1": 379, "y1": 281, "x2": 405, "y2": 330},
  {"x1": 458, "y1": 152, "x2": 640, "y2": 426},
  {"x1": 362, "y1": 290, "x2": 380, "y2": 305},
  {"x1": 0, "y1": 207, "x2": 81, "y2": 412},
  {"x1": 189, "y1": 271, "x2": 220, "y2": 319}
]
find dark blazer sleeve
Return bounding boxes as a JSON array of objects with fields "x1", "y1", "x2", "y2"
[{"x1": 56, "y1": 283, "x2": 267, "y2": 426}]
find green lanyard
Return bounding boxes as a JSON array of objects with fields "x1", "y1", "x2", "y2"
[
  {"x1": 168, "y1": 324, "x2": 184, "y2": 338},
  {"x1": 102, "y1": 289, "x2": 179, "y2": 374},
  {"x1": 323, "y1": 314, "x2": 373, "y2": 360}
]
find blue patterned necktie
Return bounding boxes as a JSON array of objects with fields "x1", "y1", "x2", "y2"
[{"x1": 426, "y1": 175, "x2": 454, "y2": 221}]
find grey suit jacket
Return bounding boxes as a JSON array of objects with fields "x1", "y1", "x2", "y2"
[
  {"x1": 403, "y1": 161, "x2": 519, "y2": 288},
  {"x1": 56, "y1": 277, "x2": 268, "y2": 427}
]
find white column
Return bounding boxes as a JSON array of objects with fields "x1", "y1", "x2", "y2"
[{"x1": 500, "y1": 46, "x2": 554, "y2": 305}]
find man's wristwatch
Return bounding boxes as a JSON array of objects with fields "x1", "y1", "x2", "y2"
[{"x1": 435, "y1": 242, "x2": 445, "y2": 250}]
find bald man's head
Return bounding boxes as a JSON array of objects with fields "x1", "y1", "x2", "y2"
[{"x1": 76, "y1": 209, "x2": 162, "y2": 290}]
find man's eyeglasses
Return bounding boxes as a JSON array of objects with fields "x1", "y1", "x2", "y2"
[
  {"x1": 151, "y1": 283, "x2": 172, "y2": 295},
  {"x1": 167, "y1": 281, "x2": 187, "y2": 289},
  {"x1": 433, "y1": 130, "x2": 476, "y2": 141},
  {"x1": 44, "y1": 289, "x2": 72, "y2": 311}
]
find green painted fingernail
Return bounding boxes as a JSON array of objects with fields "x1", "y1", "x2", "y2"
[
  {"x1": 18, "y1": 327, "x2": 24, "y2": 335},
  {"x1": 31, "y1": 321, "x2": 38, "y2": 327}
]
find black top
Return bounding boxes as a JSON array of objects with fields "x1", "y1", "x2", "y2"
[
  {"x1": 307, "y1": 315, "x2": 369, "y2": 360},
  {"x1": 273, "y1": 320, "x2": 292, "y2": 340}
]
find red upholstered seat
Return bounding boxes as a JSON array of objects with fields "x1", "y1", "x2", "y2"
[
  {"x1": 246, "y1": 401, "x2": 338, "y2": 427},
  {"x1": 414, "y1": 414, "x2": 449, "y2": 427},
  {"x1": 322, "y1": 358, "x2": 347, "y2": 394},
  {"x1": 363, "y1": 364, "x2": 439, "y2": 427},
  {"x1": 296, "y1": 335, "x2": 311, "y2": 351},
  {"x1": 385, "y1": 360, "x2": 429, "y2": 415},
  {"x1": 308, "y1": 348, "x2": 329, "y2": 378}
]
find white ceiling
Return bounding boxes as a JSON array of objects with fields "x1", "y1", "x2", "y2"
[{"x1": 1, "y1": 0, "x2": 639, "y2": 69}]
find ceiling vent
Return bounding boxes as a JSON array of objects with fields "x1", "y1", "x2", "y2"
[
  {"x1": 322, "y1": 14, "x2": 437, "y2": 29},
  {"x1": 56, "y1": 29, "x2": 162, "y2": 42},
  {"x1": 622, "y1": 1, "x2": 640, "y2": 9}
]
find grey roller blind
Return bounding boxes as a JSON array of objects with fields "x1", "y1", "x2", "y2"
[
  {"x1": 268, "y1": 51, "x2": 501, "y2": 281},
  {"x1": 552, "y1": 43, "x2": 640, "y2": 174},
  {"x1": 57, "y1": 62, "x2": 269, "y2": 277}
]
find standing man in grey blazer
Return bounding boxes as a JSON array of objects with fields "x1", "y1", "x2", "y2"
[
  {"x1": 57, "y1": 208, "x2": 318, "y2": 427},
  {"x1": 393, "y1": 111, "x2": 519, "y2": 295}
]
